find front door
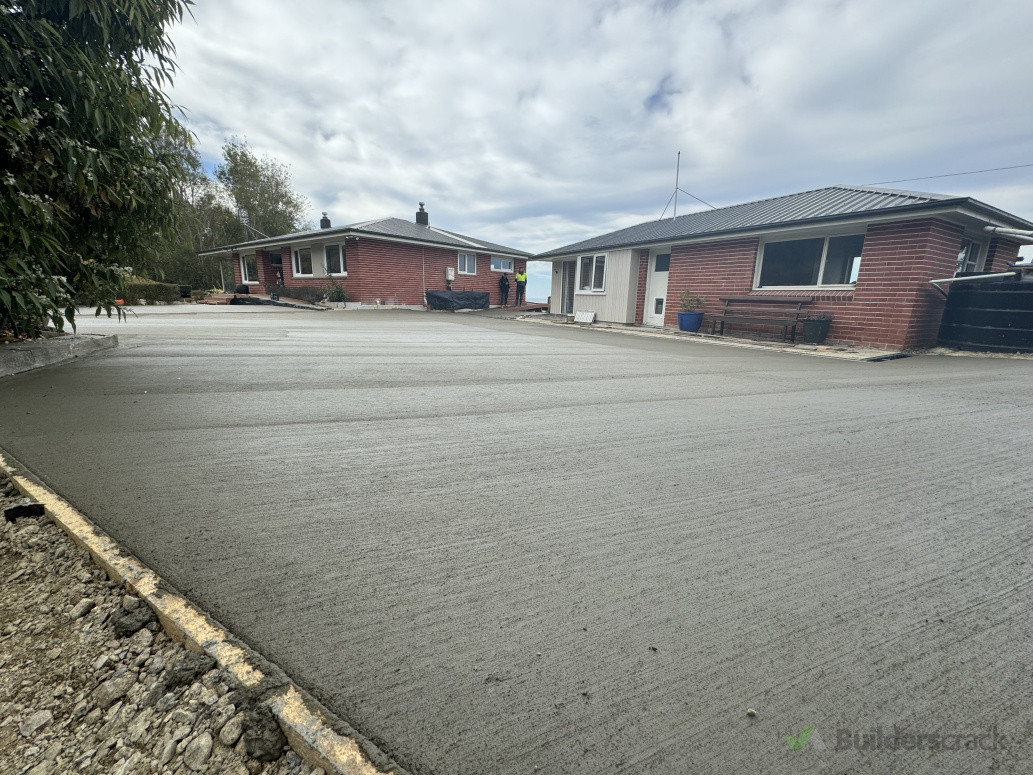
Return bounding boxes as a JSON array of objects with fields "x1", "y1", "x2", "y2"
[
  {"x1": 643, "y1": 252, "x2": 670, "y2": 326},
  {"x1": 560, "y1": 261, "x2": 576, "y2": 314}
]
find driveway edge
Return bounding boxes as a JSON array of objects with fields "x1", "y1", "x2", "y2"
[
  {"x1": 0, "y1": 452, "x2": 402, "y2": 775},
  {"x1": 0, "y1": 333, "x2": 118, "y2": 378}
]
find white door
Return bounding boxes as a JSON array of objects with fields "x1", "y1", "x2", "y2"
[{"x1": 643, "y1": 252, "x2": 670, "y2": 326}]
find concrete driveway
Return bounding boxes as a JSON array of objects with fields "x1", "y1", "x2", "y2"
[{"x1": 1, "y1": 307, "x2": 1031, "y2": 774}]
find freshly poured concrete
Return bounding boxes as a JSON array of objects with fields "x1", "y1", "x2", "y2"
[{"x1": 1, "y1": 308, "x2": 1031, "y2": 774}]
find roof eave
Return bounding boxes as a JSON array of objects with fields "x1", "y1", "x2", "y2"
[
  {"x1": 198, "y1": 227, "x2": 531, "y2": 259},
  {"x1": 532, "y1": 198, "x2": 1033, "y2": 259}
]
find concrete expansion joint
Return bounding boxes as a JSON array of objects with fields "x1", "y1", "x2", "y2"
[{"x1": 0, "y1": 451, "x2": 403, "y2": 775}]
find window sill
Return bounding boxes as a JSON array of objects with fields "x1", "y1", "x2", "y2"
[
  {"x1": 752, "y1": 284, "x2": 855, "y2": 291},
  {"x1": 328, "y1": 272, "x2": 348, "y2": 277},
  {"x1": 293, "y1": 274, "x2": 314, "y2": 278},
  {"x1": 575, "y1": 290, "x2": 606, "y2": 295},
  {"x1": 458, "y1": 272, "x2": 476, "y2": 276},
  {"x1": 490, "y1": 268, "x2": 514, "y2": 273}
]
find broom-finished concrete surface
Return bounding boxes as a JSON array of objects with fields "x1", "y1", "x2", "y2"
[{"x1": 1, "y1": 308, "x2": 1031, "y2": 774}]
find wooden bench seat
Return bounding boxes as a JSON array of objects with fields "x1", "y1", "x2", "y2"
[{"x1": 710, "y1": 296, "x2": 813, "y2": 342}]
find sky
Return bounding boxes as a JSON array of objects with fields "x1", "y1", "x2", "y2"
[{"x1": 166, "y1": 0, "x2": 1033, "y2": 301}]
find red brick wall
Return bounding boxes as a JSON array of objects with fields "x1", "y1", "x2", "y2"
[
  {"x1": 835, "y1": 219, "x2": 963, "y2": 349},
  {"x1": 664, "y1": 237, "x2": 761, "y2": 329},
  {"x1": 230, "y1": 250, "x2": 275, "y2": 288},
  {"x1": 275, "y1": 239, "x2": 526, "y2": 306},
  {"x1": 634, "y1": 249, "x2": 649, "y2": 324},
  {"x1": 281, "y1": 244, "x2": 326, "y2": 291},
  {"x1": 984, "y1": 238, "x2": 1021, "y2": 272},
  {"x1": 662, "y1": 218, "x2": 968, "y2": 350}
]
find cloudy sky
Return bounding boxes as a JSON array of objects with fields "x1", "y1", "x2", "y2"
[{"x1": 167, "y1": 0, "x2": 1033, "y2": 300}]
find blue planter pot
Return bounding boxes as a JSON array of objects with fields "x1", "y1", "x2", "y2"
[{"x1": 677, "y1": 311, "x2": 703, "y2": 332}]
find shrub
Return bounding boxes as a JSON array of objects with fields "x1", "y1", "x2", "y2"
[
  {"x1": 125, "y1": 279, "x2": 180, "y2": 305},
  {"x1": 322, "y1": 279, "x2": 348, "y2": 303},
  {"x1": 678, "y1": 290, "x2": 706, "y2": 311},
  {"x1": 265, "y1": 284, "x2": 285, "y2": 296}
]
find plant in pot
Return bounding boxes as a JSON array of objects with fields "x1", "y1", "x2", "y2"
[
  {"x1": 677, "y1": 290, "x2": 706, "y2": 332},
  {"x1": 801, "y1": 312, "x2": 832, "y2": 344}
]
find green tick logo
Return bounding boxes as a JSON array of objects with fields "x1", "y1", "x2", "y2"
[{"x1": 787, "y1": 726, "x2": 816, "y2": 750}]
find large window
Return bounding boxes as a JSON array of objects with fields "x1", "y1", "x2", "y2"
[
  {"x1": 324, "y1": 244, "x2": 346, "y2": 275},
  {"x1": 955, "y1": 239, "x2": 985, "y2": 275},
  {"x1": 491, "y1": 257, "x2": 514, "y2": 272},
  {"x1": 578, "y1": 254, "x2": 606, "y2": 292},
  {"x1": 458, "y1": 252, "x2": 476, "y2": 275},
  {"x1": 241, "y1": 254, "x2": 258, "y2": 283},
  {"x1": 757, "y1": 234, "x2": 864, "y2": 288},
  {"x1": 293, "y1": 248, "x2": 313, "y2": 276}
]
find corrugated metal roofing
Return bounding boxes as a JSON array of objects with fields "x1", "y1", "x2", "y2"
[
  {"x1": 534, "y1": 184, "x2": 1031, "y2": 258},
  {"x1": 199, "y1": 217, "x2": 531, "y2": 258}
]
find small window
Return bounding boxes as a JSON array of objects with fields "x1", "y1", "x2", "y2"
[
  {"x1": 267, "y1": 249, "x2": 282, "y2": 267},
  {"x1": 241, "y1": 254, "x2": 258, "y2": 283},
  {"x1": 293, "y1": 248, "x2": 312, "y2": 276},
  {"x1": 578, "y1": 254, "x2": 606, "y2": 292},
  {"x1": 491, "y1": 257, "x2": 514, "y2": 272},
  {"x1": 324, "y1": 244, "x2": 346, "y2": 275},
  {"x1": 654, "y1": 298, "x2": 664, "y2": 315},
  {"x1": 654, "y1": 253, "x2": 670, "y2": 272},
  {"x1": 458, "y1": 252, "x2": 476, "y2": 275},
  {"x1": 956, "y1": 239, "x2": 984, "y2": 275}
]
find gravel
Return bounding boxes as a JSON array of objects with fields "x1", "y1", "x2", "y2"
[{"x1": 0, "y1": 471, "x2": 326, "y2": 775}]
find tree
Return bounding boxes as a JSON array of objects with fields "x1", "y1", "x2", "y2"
[
  {"x1": 214, "y1": 137, "x2": 309, "y2": 242},
  {"x1": 0, "y1": 0, "x2": 194, "y2": 336}
]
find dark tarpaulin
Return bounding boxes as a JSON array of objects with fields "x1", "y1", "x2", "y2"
[{"x1": 425, "y1": 290, "x2": 490, "y2": 310}]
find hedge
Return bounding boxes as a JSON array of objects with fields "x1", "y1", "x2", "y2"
[{"x1": 125, "y1": 280, "x2": 181, "y2": 305}]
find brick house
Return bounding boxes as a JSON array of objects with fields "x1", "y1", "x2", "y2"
[
  {"x1": 200, "y1": 204, "x2": 530, "y2": 307},
  {"x1": 535, "y1": 185, "x2": 1032, "y2": 350}
]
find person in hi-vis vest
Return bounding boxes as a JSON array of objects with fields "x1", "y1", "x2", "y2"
[{"x1": 514, "y1": 268, "x2": 527, "y2": 306}]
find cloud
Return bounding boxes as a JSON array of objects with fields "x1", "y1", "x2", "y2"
[{"x1": 165, "y1": 0, "x2": 1033, "y2": 300}]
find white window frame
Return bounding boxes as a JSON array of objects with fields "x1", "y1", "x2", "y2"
[
  {"x1": 293, "y1": 247, "x2": 313, "y2": 277},
  {"x1": 458, "y1": 252, "x2": 477, "y2": 275},
  {"x1": 241, "y1": 254, "x2": 259, "y2": 284},
  {"x1": 490, "y1": 257, "x2": 514, "y2": 273},
  {"x1": 955, "y1": 237, "x2": 987, "y2": 275},
  {"x1": 753, "y1": 233, "x2": 864, "y2": 290},
  {"x1": 324, "y1": 244, "x2": 347, "y2": 276},
  {"x1": 575, "y1": 254, "x2": 606, "y2": 294}
]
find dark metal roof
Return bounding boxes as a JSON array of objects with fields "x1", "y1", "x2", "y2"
[
  {"x1": 198, "y1": 217, "x2": 531, "y2": 258},
  {"x1": 534, "y1": 185, "x2": 1033, "y2": 258}
]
